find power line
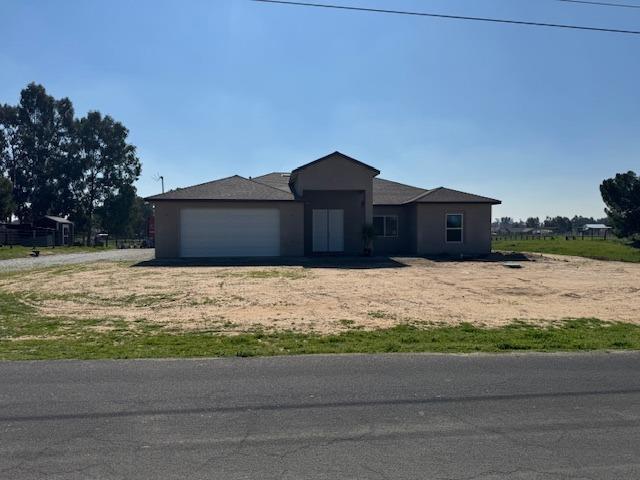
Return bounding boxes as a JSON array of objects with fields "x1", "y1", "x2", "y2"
[
  {"x1": 553, "y1": 0, "x2": 640, "y2": 9},
  {"x1": 251, "y1": 0, "x2": 640, "y2": 35}
]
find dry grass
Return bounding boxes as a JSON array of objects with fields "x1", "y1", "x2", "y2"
[{"x1": 2, "y1": 254, "x2": 639, "y2": 336}]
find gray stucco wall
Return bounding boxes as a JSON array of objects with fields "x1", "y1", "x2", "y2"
[
  {"x1": 415, "y1": 203, "x2": 492, "y2": 256},
  {"x1": 152, "y1": 201, "x2": 304, "y2": 258},
  {"x1": 291, "y1": 154, "x2": 376, "y2": 224},
  {"x1": 302, "y1": 190, "x2": 365, "y2": 255},
  {"x1": 372, "y1": 205, "x2": 413, "y2": 255}
]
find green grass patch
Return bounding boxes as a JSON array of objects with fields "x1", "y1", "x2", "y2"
[
  {"x1": 493, "y1": 238, "x2": 640, "y2": 262},
  {"x1": 17, "y1": 291, "x2": 181, "y2": 308},
  {"x1": 1, "y1": 291, "x2": 639, "y2": 360},
  {"x1": 368, "y1": 310, "x2": 396, "y2": 320},
  {"x1": 0, "y1": 245, "x2": 115, "y2": 261}
]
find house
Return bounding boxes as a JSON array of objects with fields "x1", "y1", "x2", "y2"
[
  {"x1": 146, "y1": 151, "x2": 501, "y2": 258},
  {"x1": 582, "y1": 223, "x2": 612, "y2": 238},
  {"x1": 34, "y1": 216, "x2": 74, "y2": 246}
]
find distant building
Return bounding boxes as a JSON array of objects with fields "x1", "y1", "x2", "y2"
[
  {"x1": 581, "y1": 224, "x2": 612, "y2": 238},
  {"x1": 33, "y1": 216, "x2": 74, "y2": 246}
]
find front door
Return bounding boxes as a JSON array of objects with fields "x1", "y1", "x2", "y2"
[
  {"x1": 61, "y1": 225, "x2": 70, "y2": 245},
  {"x1": 312, "y1": 209, "x2": 344, "y2": 253}
]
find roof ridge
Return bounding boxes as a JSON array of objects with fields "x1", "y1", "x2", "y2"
[
  {"x1": 246, "y1": 175, "x2": 294, "y2": 195},
  {"x1": 159, "y1": 174, "x2": 242, "y2": 194},
  {"x1": 252, "y1": 171, "x2": 291, "y2": 180},
  {"x1": 402, "y1": 186, "x2": 441, "y2": 204},
  {"x1": 375, "y1": 177, "x2": 426, "y2": 189}
]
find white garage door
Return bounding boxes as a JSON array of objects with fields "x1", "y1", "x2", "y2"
[{"x1": 180, "y1": 208, "x2": 280, "y2": 257}]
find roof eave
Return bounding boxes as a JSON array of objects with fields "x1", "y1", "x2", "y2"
[
  {"x1": 145, "y1": 197, "x2": 299, "y2": 202},
  {"x1": 409, "y1": 200, "x2": 502, "y2": 205}
]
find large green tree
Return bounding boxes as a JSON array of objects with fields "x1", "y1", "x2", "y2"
[
  {"x1": 98, "y1": 187, "x2": 153, "y2": 239},
  {"x1": 1, "y1": 84, "x2": 143, "y2": 243},
  {"x1": 525, "y1": 217, "x2": 540, "y2": 228},
  {"x1": 72, "y1": 111, "x2": 141, "y2": 243},
  {"x1": 0, "y1": 176, "x2": 13, "y2": 222},
  {"x1": 600, "y1": 171, "x2": 640, "y2": 238},
  {"x1": 98, "y1": 184, "x2": 137, "y2": 237},
  {"x1": 543, "y1": 216, "x2": 572, "y2": 233},
  {"x1": 0, "y1": 83, "x2": 75, "y2": 222}
]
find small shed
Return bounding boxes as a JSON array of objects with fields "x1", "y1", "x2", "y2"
[
  {"x1": 34, "y1": 216, "x2": 74, "y2": 246},
  {"x1": 582, "y1": 223, "x2": 612, "y2": 238}
]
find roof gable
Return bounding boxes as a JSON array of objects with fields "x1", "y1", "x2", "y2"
[
  {"x1": 292, "y1": 151, "x2": 380, "y2": 175},
  {"x1": 146, "y1": 175, "x2": 295, "y2": 201}
]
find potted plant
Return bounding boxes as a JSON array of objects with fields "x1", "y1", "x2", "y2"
[{"x1": 362, "y1": 223, "x2": 376, "y2": 256}]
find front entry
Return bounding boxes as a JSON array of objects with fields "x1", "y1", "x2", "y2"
[{"x1": 312, "y1": 209, "x2": 344, "y2": 253}]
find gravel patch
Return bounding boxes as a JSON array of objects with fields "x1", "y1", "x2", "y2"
[{"x1": 0, "y1": 249, "x2": 154, "y2": 272}]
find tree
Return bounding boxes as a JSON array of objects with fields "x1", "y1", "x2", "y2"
[
  {"x1": 543, "y1": 216, "x2": 572, "y2": 233},
  {"x1": 98, "y1": 184, "x2": 137, "y2": 237},
  {"x1": 600, "y1": 171, "x2": 640, "y2": 238},
  {"x1": 570, "y1": 215, "x2": 596, "y2": 232},
  {"x1": 0, "y1": 103, "x2": 21, "y2": 216},
  {"x1": 72, "y1": 111, "x2": 141, "y2": 244},
  {"x1": 129, "y1": 196, "x2": 153, "y2": 238},
  {"x1": 0, "y1": 176, "x2": 13, "y2": 222},
  {"x1": 525, "y1": 217, "x2": 540, "y2": 228},
  {"x1": 0, "y1": 83, "x2": 75, "y2": 222}
]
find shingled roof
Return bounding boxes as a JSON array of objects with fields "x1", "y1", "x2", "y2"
[
  {"x1": 251, "y1": 172, "x2": 293, "y2": 193},
  {"x1": 410, "y1": 187, "x2": 501, "y2": 205},
  {"x1": 372, "y1": 178, "x2": 428, "y2": 205},
  {"x1": 146, "y1": 175, "x2": 295, "y2": 201},
  {"x1": 146, "y1": 168, "x2": 499, "y2": 205}
]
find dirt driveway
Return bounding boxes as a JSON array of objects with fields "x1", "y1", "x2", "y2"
[{"x1": 2, "y1": 254, "x2": 639, "y2": 334}]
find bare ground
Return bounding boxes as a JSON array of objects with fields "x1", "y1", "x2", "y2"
[{"x1": 2, "y1": 254, "x2": 639, "y2": 334}]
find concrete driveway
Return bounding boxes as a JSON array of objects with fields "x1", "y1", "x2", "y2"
[
  {"x1": 0, "y1": 248, "x2": 154, "y2": 272},
  {"x1": 1, "y1": 352, "x2": 639, "y2": 479}
]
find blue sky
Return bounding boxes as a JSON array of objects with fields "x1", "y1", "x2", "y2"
[{"x1": 1, "y1": 0, "x2": 638, "y2": 220}]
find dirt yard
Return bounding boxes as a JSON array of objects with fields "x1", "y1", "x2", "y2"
[{"x1": 2, "y1": 254, "x2": 639, "y2": 334}]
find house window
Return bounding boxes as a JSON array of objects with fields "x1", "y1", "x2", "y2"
[
  {"x1": 373, "y1": 215, "x2": 398, "y2": 237},
  {"x1": 446, "y1": 214, "x2": 463, "y2": 243}
]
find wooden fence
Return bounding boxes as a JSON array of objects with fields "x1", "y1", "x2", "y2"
[{"x1": 493, "y1": 233, "x2": 613, "y2": 242}]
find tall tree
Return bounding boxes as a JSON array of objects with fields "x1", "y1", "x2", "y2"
[
  {"x1": 543, "y1": 216, "x2": 572, "y2": 233},
  {"x1": 0, "y1": 83, "x2": 75, "y2": 222},
  {"x1": 600, "y1": 171, "x2": 640, "y2": 238},
  {"x1": 98, "y1": 184, "x2": 137, "y2": 238},
  {"x1": 0, "y1": 104, "x2": 21, "y2": 217},
  {"x1": 72, "y1": 111, "x2": 141, "y2": 244},
  {"x1": 0, "y1": 176, "x2": 13, "y2": 222},
  {"x1": 525, "y1": 217, "x2": 540, "y2": 228},
  {"x1": 129, "y1": 195, "x2": 153, "y2": 239}
]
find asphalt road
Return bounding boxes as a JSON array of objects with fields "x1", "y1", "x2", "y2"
[
  {"x1": 1, "y1": 353, "x2": 639, "y2": 479},
  {"x1": 0, "y1": 248, "x2": 154, "y2": 272}
]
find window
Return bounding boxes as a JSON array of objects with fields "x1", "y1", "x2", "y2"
[
  {"x1": 446, "y1": 214, "x2": 463, "y2": 243},
  {"x1": 373, "y1": 215, "x2": 398, "y2": 237}
]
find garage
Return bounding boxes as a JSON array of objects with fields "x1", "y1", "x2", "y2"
[{"x1": 179, "y1": 208, "x2": 280, "y2": 257}]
